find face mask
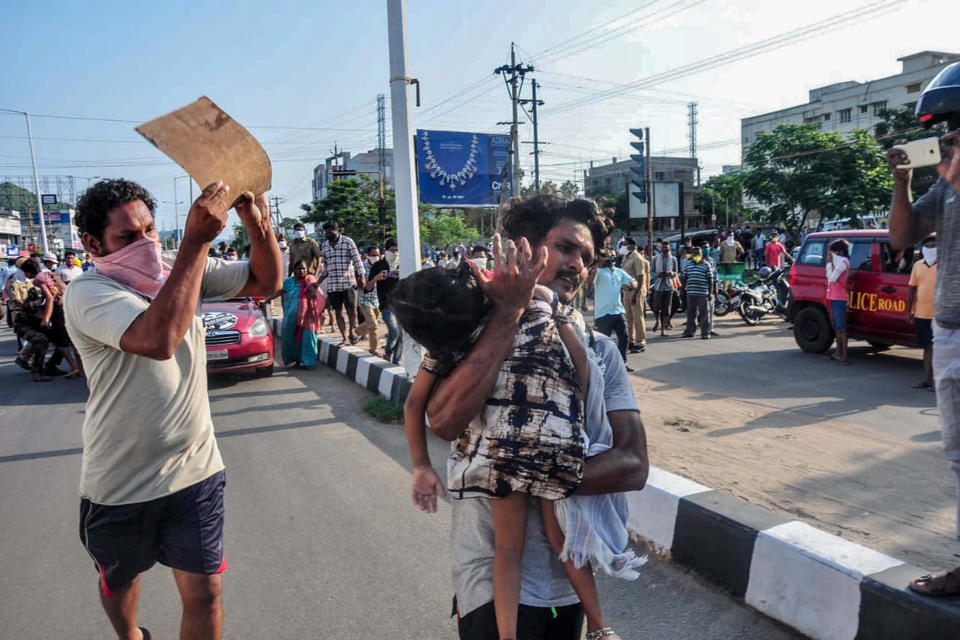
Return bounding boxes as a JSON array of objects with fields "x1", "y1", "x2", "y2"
[
  {"x1": 922, "y1": 246, "x2": 937, "y2": 264},
  {"x1": 384, "y1": 250, "x2": 399, "y2": 269},
  {"x1": 725, "y1": 236, "x2": 735, "y2": 247},
  {"x1": 772, "y1": 236, "x2": 779, "y2": 243},
  {"x1": 472, "y1": 257, "x2": 487, "y2": 270},
  {"x1": 693, "y1": 256, "x2": 703, "y2": 263},
  {"x1": 618, "y1": 246, "x2": 628, "y2": 256},
  {"x1": 278, "y1": 241, "x2": 287, "y2": 250},
  {"x1": 368, "y1": 255, "x2": 380, "y2": 264},
  {"x1": 294, "y1": 230, "x2": 305, "y2": 239},
  {"x1": 93, "y1": 237, "x2": 169, "y2": 299}
]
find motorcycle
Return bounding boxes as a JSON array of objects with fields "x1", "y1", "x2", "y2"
[
  {"x1": 737, "y1": 267, "x2": 791, "y2": 325},
  {"x1": 713, "y1": 281, "x2": 744, "y2": 317}
]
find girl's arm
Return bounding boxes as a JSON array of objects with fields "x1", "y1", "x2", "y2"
[
  {"x1": 405, "y1": 370, "x2": 446, "y2": 513},
  {"x1": 41, "y1": 284, "x2": 55, "y2": 326}
]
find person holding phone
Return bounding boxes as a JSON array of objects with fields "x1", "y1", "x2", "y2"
[
  {"x1": 887, "y1": 60, "x2": 960, "y2": 597},
  {"x1": 369, "y1": 236, "x2": 403, "y2": 363}
]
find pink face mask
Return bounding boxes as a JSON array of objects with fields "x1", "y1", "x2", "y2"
[{"x1": 93, "y1": 237, "x2": 169, "y2": 299}]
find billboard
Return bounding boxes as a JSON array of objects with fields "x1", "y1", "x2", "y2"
[
  {"x1": 415, "y1": 129, "x2": 511, "y2": 206},
  {"x1": 628, "y1": 181, "x2": 683, "y2": 219}
]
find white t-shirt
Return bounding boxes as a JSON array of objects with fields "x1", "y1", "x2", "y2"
[
  {"x1": 64, "y1": 258, "x2": 249, "y2": 505},
  {"x1": 59, "y1": 265, "x2": 84, "y2": 283}
]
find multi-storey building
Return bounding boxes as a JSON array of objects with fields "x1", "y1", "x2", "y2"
[{"x1": 312, "y1": 148, "x2": 393, "y2": 201}]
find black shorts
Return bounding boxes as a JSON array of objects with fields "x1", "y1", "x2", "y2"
[
  {"x1": 327, "y1": 288, "x2": 357, "y2": 312},
  {"x1": 456, "y1": 599, "x2": 584, "y2": 640},
  {"x1": 916, "y1": 318, "x2": 933, "y2": 348},
  {"x1": 79, "y1": 470, "x2": 226, "y2": 595}
]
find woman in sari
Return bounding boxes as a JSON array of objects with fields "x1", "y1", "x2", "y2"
[{"x1": 269, "y1": 260, "x2": 325, "y2": 369}]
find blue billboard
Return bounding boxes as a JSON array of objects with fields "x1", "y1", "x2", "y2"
[{"x1": 415, "y1": 130, "x2": 511, "y2": 206}]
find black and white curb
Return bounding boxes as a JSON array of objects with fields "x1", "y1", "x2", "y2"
[{"x1": 301, "y1": 329, "x2": 960, "y2": 640}]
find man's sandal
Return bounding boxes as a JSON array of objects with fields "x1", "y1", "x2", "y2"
[
  {"x1": 585, "y1": 628, "x2": 622, "y2": 640},
  {"x1": 909, "y1": 568, "x2": 960, "y2": 596}
]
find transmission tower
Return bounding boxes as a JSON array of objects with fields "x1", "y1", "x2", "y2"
[
  {"x1": 377, "y1": 94, "x2": 387, "y2": 180},
  {"x1": 688, "y1": 102, "x2": 699, "y2": 186}
]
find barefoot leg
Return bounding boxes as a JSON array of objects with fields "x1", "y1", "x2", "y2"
[{"x1": 492, "y1": 492, "x2": 529, "y2": 640}]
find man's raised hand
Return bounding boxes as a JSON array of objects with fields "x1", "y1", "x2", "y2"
[
  {"x1": 466, "y1": 232, "x2": 548, "y2": 316},
  {"x1": 184, "y1": 180, "x2": 230, "y2": 244},
  {"x1": 937, "y1": 131, "x2": 960, "y2": 193}
]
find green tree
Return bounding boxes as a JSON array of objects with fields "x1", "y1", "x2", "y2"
[
  {"x1": 300, "y1": 175, "x2": 395, "y2": 246},
  {"x1": 696, "y1": 172, "x2": 744, "y2": 226},
  {"x1": 742, "y1": 124, "x2": 892, "y2": 240},
  {"x1": 420, "y1": 208, "x2": 480, "y2": 248},
  {"x1": 874, "y1": 106, "x2": 945, "y2": 199},
  {"x1": 279, "y1": 217, "x2": 301, "y2": 232}
]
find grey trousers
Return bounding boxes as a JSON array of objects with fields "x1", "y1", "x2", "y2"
[
  {"x1": 685, "y1": 293, "x2": 711, "y2": 337},
  {"x1": 933, "y1": 321, "x2": 960, "y2": 538}
]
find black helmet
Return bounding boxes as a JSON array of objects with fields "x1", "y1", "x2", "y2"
[
  {"x1": 915, "y1": 61, "x2": 960, "y2": 129},
  {"x1": 758, "y1": 266, "x2": 772, "y2": 279}
]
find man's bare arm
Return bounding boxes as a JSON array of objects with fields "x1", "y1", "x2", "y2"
[
  {"x1": 235, "y1": 193, "x2": 283, "y2": 297},
  {"x1": 425, "y1": 234, "x2": 547, "y2": 440},
  {"x1": 121, "y1": 182, "x2": 230, "y2": 360},
  {"x1": 575, "y1": 409, "x2": 649, "y2": 495},
  {"x1": 887, "y1": 146, "x2": 935, "y2": 250}
]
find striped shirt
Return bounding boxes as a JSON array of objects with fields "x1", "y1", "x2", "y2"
[
  {"x1": 682, "y1": 261, "x2": 714, "y2": 295},
  {"x1": 320, "y1": 234, "x2": 365, "y2": 293},
  {"x1": 359, "y1": 260, "x2": 380, "y2": 308}
]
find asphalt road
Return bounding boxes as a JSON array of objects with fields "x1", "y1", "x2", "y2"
[
  {"x1": 616, "y1": 312, "x2": 940, "y2": 444},
  {"x1": 0, "y1": 326, "x2": 801, "y2": 639}
]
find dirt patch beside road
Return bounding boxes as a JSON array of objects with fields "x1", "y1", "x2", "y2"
[{"x1": 632, "y1": 374, "x2": 958, "y2": 571}]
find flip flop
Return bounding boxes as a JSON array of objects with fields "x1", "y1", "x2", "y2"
[{"x1": 909, "y1": 569, "x2": 960, "y2": 596}]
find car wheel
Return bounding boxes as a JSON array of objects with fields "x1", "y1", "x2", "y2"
[
  {"x1": 255, "y1": 364, "x2": 274, "y2": 378},
  {"x1": 793, "y1": 307, "x2": 834, "y2": 353}
]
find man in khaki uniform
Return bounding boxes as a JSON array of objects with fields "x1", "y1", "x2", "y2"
[
  {"x1": 289, "y1": 222, "x2": 322, "y2": 275},
  {"x1": 620, "y1": 237, "x2": 649, "y2": 353}
]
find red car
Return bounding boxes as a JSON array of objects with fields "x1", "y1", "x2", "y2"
[
  {"x1": 788, "y1": 229, "x2": 918, "y2": 353},
  {"x1": 202, "y1": 297, "x2": 275, "y2": 377}
]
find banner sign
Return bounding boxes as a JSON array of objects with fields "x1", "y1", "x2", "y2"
[
  {"x1": 415, "y1": 129, "x2": 511, "y2": 206},
  {"x1": 32, "y1": 212, "x2": 72, "y2": 226}
]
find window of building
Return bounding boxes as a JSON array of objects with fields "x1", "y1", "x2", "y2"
[
  {"x1": 654, "y1": 171, "x2": 666, "y2": 180},
  {"x1": 839, "y1": 109, "x2": 851, "y2": 123},
  {"x1": 605, "y1": 177, "x2": 612, "y2": 185},
  {"x1": 907, "y1": 82, "x2": 922, "y2": 94},
  {"x1": 872, "y1": 100, "x2": 887, "y2": 115},
  {"x1": 823, "y1": 113, "x2": 831, "y2": 121},
  {"x1": 859, "y1": 105, "x2": 868, "y2": 113}
]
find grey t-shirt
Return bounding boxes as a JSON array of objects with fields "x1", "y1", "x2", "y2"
[
  {"x1": 64, "y1": 258, "x2": 249, "y2": 505},
  {"x1": 914, "y1": 178, "x2": 960, "y2": 328},
  {"x1": 449, "y1": 331, "x2": 640, "y2": 616},
  {"x1": 651, "y1": 254, "x2": 678, "y2": 292}
]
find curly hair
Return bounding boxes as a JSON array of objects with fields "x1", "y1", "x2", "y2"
[
  {"x1": 501, "y1": 194, "x2": 614, "y2": 256},
  {"x1": 75, "y1": 178, "x2": 157, "y2": 241}
]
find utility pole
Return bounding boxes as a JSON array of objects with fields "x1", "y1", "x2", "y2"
[
  {"x1": 494, "y1": 44, "x2": 533, "y2": 198},
  {"x1": 646, "y1": 127, "x2": 653, "y2": 253},
  {"x1": 269, "y1": 196, "x2": 284, "y2": 230},
  {"x1": 387, "y1": 0, "x2": 423, "y2": 376},
  {"x1": 376, "y1": 94, "x2": 388, "y2": 244},
  {"x1": 519, "y1": 79, "x2": 544, "y2": 193},
  {"x1": 688, "y1": 102, "x2": 700, "y2": 187}
]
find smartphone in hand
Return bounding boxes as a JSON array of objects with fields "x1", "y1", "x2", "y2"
[{"x1": 893, "y1": 137, "x2": 942, "y2": 169}]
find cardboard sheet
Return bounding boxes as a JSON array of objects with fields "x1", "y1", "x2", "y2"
[{"x1": 136, "y1": 97, "x2": 271, "y2": 203}]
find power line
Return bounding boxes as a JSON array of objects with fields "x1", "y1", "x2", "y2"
[{"x1": 549, "y1": 0, "x2": 903, "y2": 115}]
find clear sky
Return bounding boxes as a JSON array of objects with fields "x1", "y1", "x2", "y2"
[{"x1": 0, "y1": 0, "x2": 953, "y2": 236}]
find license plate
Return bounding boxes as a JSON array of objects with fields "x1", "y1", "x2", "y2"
[{"x1": 207, "y1": 349, "x2": 229, "y2": 362}]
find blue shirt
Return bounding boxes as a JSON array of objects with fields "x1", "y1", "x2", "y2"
[{"x1": 593, "y1": 266, "x2": 635, "y2": 319}]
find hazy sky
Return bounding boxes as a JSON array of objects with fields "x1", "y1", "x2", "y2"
[{"x1": 0, "y1": 0, "x2": 953, "y2": 234}]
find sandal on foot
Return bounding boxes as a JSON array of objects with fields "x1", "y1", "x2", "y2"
[
  {"x1": 585, "y1": 628, "x2": 622, "y2": 640},
  {"x1": 909, "y1": 568, "x2": 960, "y2": 596},
  {"x1": 138, "y1": 628, "x2": 152, "y2": 640}
]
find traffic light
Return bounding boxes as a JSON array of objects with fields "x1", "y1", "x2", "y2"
[{"x1": 629, "y1": 128, "x2": 647, "y2": 203}]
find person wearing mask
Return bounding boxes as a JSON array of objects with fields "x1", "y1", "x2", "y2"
[
  {"x1": 620, "y1": 237, "x2": 648, "y2": 353},
  {"x1": 82, "y1": 253, "x2": 95, "y2": 271},
  {"x1": 41, "y1": 253, "x2": 59, "y2": 273},
  {"x1": 718, "y1": 233, "x2": 744, "y2": 266},
  {"x1": 319, "y1": 220, "x2": 366, "y2": 345},
  {"x1": 63, "y1": 178, "x2": 282, "y2": 640},
  {"x1": 907, "y1": 234, "x2": 938, "y2": 390},
  {"x1": 470, "y1": 245, "x2": 494, "y2": 279},
  {"x1": 651, "y1": 241, "x2": 678, "y2": 335},
  {"x1": 681, "y1": 247, "x2": 715, "y2": 340},
  {"x1": 276, "y1": 234, "x2": 290, "y2": 272},
  {"x1": 764, "y1": 233, "x2": 792, "y2": 269},
  {"x1": 369, "y1": 237, "x2": 402, "y2": 363},
  {"x1": 224, "y1": 247, "x2": 239, "y2": 262},
  {"x1": 289, "y1": 222, "x2": 322, "y2": 275},
  {"x1": 264, "y1": 259, "x2": 324, "y2": 369},
  {"x1": 11, "y1": 258, "x2": 53, "y2": 381},
  {"x1": 825, "y1": 239, "x2": 851, "y2": 365},
  {"x1": 740, "y1": 226, "x2": 755, "y2": 268},
  {"x1": 357, "y1": 245, "x2": 382, "y2": 356}
]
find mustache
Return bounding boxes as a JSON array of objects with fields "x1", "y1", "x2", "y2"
[{"x1": 557, "y1": 271, "x2": 582, "y2": 285}]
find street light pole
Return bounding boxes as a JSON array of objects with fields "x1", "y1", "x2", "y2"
[
  {"x1": 174, "y1": 175, "x2": 192, "y2": 249},
  {"x1": 24, "y1": 112, "x2": 49, "y2": 254}
]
